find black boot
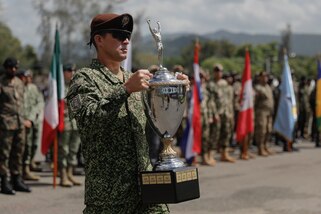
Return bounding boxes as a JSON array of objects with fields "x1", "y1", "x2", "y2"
[
  {"x1": 1, "y1": 175, "x2": 15, "y2": 195},
  {"x1": 12, "y1": 175, "x2": 31, "y2": 193}
]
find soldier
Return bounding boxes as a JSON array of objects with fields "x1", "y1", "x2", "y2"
[
  {"x1": 224, "y1": 72, "x2": 236, "y2": 149},
  {"x1": 200, "y1": 69, "x2": 216, "y2": 166},
  {"x1": 59, "y1": 64, "x2": 82, "y2": 187},
  {"x1": 254, "y1": 71, "x2": 274, "y2": 156},
  {"x1": 0, "y1": 57, "x2": 31, "y2": 195},
  {"x1": 208, "y1": 64, "x2": 235, "y2": 163},
  {"x1": 66, "y1": 13, "x2": 188, "y2": 213},
  {"x1": 17, "y1": 70, "x2": 44, "y2": 181}
]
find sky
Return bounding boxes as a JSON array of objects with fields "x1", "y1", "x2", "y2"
[{"x1": 1, "y1": 0, "x2": 321, "y2": 49}]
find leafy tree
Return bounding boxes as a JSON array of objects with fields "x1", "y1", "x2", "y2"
[{"x1": 0, "y1": 22, "x2": 38, "y2": 72}]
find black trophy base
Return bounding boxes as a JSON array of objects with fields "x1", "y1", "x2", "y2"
[{"x1": 139, "y1": 166, "x2": 200, "y2": 204}]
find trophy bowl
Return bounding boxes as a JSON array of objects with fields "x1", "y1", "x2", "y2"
[{"x1": 142, "y1": 67, "x2": 189, "y2": 170}]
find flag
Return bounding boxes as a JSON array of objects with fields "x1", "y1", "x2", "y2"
[
  {"x1": 181, "y1": 40, "x2": 202, "y2": 163},
  {"x1": 236, "y1": 50, "x2": 254, "y2": 142},
  {"x1": 273, "y1": 55, "x2": 297, "y2": 141},
  {"x1": 41, "y1": 28, "x2": 65, "y2": 155},
  {"x1": 316, "y1": 59, "x2": 321, "y2": 130}
]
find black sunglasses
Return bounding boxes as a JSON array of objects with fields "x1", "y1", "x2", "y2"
[{"x1": 105, "y1": 30, "x2": 131, "y2": 41}]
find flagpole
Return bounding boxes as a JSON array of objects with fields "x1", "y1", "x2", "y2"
[{"x1": 53, "y1": 134, "x2": 58, "y2": 188}]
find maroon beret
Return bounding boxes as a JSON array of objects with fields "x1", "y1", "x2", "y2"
[{"x1": 90, "y1": 13, "x2": 133, "y2": 37}]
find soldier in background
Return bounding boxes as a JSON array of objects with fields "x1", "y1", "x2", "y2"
[
  {"x1": 200, "y1": 69, "x2": 216, "y2": 166},
  {"x1": 298, "y1": 77, "x2": 312, "y2": 139},
  {"x1": 0, "y1": 57, "x2": 31, "y2": 195},
  {"x1": 208, "y1": 64, "x2": 235, "y2": 163},
  {"x1": 224, "y1": 72, "x2": 236, "y2": 150},
  {"x1": 59, "y1": 64, "x2": 82, "y2": 187},
  {"x1": 254, "y1": 71, "x2": 274, "y2": 156},
  {"x1": 17, "y1": 70, "x2": 44, "y2": 181},
  {"x1": 309, "y1": 81, "x2": 320, "y2": 147}
]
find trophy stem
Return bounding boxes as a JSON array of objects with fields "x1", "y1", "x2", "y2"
[
  {"x1": 160, "y1": 137, "x2": 177, "y2": 157},
  {"x1": 154, "y1": 137, "x2": 186, "y2": 171}
]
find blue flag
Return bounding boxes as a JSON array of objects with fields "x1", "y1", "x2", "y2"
[{"x1": 273, "y1": 55, "x2": 298, "y2": 141}]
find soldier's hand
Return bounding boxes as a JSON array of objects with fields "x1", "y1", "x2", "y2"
[
  {"x1": 24, "y1": 120, "x2": 32, "y2": 128},
  {"x1": 213, "y1": 115, "x2": 220, "y2": 123},
  {"x1": 176, "y1": 73, "x2": 190, "y2": 90},
  {"x1": 124, "y1": 69, "x2": 153, "y2": 94}
]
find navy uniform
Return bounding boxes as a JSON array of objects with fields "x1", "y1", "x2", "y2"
[
  {"x1": 66, "y1": 14, "x2": 168, "y2": 213},
  {"x1": 0, "y1": 58, "x2": 31, "y2": 195}
]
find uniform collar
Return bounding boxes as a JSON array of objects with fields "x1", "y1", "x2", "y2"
[{"x1": 90, "y1": 59, "x2": 129, "y2": 84}]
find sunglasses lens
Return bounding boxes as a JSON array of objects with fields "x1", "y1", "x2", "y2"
[{"x1": 111, "y1": 31, "x2": 131, "y2": 41}]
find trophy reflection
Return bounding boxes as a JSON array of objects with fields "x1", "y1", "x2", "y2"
[{"x1": 139, "y1": 19, "x2": 200, "y2": 204}]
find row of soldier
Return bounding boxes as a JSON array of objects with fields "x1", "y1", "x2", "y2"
[
  {"x1": 0, "y1": 57, "x2": 82, "y2": 196},
  {"x1": 173, "y1": 63, "x2": 319, "y2": 166}
]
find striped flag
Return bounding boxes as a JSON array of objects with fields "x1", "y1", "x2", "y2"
[
  {"x1": 273, "y1": 54, "x2": 297, "y2": 141},
  {"x1": 181, "y1": 40, "x2": 202, "y2": 163},
  {"x1": 316, "y1": 59, "x2": 321, "y2": 130},
  {"x1": 236, "y1": 49, "x2": 254, "y2": 142},
  {"x1": 41, "y1": 28, "x2": 65, "y2": 155}
]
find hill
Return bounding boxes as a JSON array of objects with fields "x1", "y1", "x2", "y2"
[{"x1": 139, "y1": 30, "x2": 321, "y2": 57}]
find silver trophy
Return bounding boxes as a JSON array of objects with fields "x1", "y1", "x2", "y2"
[{"x1": 143, "y1": 20, "x2": 189, "y2": 171}]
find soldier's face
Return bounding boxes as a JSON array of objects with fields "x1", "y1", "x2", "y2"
[
  {"x1": 5, "y1": 66, "x2": 17, "y2": 78},
  {"x1": 96, "y1": 33, "x2": 130, "y2": 62},
  {"x1": 214, "y1": 70, "x2": 222, "y2": 80},
  {"x1": 64, "y1": 70, "x2": 73, "y2": 83}
]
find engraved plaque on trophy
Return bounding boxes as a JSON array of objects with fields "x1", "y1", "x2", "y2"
[{"x1": 139, "y1": 19, "x2": 200, "y2": 204}]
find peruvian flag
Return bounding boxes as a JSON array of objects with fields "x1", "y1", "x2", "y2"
[
  {"x1": 41, "y1": 29, "x2": 65, "y2": 155},
  {"x1": 236, "y1": 49, "x2": 254, "y2": 142},
  {"x1": 181, "y1": 40, "x2": 203, "y2": 163}
]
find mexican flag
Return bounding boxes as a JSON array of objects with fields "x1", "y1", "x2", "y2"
[{"x1": 41, "y1": 29, "x2": 65, "y2": 155}]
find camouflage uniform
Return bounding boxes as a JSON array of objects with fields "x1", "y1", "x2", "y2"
[
  {"x1": 66, "y1": 59, "x2": 168, "y2": 214},
  {"x1": 201, "y1": 81, "x2": 215, "y2": 153},
  {"x1": 23, "y1": 83, "x2": 44, "y2": 165},
  {"x1": 0, "y1": 75, "x2": 25, "y2": 176},
  {"x1": 233, "y1": 80, "x2": 242, "y2": 131},
  {"x1": 208, "y1": 79, "x2": 233, "y2": 150},
  {"x1": 254, "y1": 83, "x2": 274, "y2": 151},
  {"x1": 59, "y1": 83, "x2": 81, "y2": 168}
]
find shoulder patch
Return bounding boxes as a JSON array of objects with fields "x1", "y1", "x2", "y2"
[{"x1": 70, "y1": 94, "x2": 82, "y2": 114}]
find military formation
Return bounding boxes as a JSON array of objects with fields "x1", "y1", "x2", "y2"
[
  {"x1": 0, "y1": 58, "x2": 83, "y2": 196},
  {"x1": 178, "y1": 62, "x2": 320, "y2": 167}
]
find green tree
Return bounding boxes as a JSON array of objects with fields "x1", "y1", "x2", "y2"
[{"x1": 0, "y1": 22, "x2": 38, "y2": 72}]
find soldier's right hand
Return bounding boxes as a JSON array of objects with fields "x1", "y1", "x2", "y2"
[
  {"x1": 24, "y1": 120, "x2": 32, "y2": 128},
  {"x1": 124, "y1": 69, "x2": 153, "y2": 94}
]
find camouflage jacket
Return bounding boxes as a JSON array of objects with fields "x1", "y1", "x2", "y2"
[
  {"x1": 23, "y1": 83, "x2": 44, "y2": 125},
  {"x1": 254, "y1": 83, "x2": 274, "y2": 115},
  {"x1": 66, "y1": 59, "x2": 168, "y2": 213},
  {"x1": 0, "y1": 75, "x2": 25, "y2": 130},
  {"x1": 63, "y1": 82, "x2": 77, "y2": 131},
  {"x1": 207, "y1": 79, "x2": 231, "y2": 117}
]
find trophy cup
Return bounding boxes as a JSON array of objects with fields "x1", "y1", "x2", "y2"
[{"x1": 139, "y1": 19, "x2": 200, "y2": 204}]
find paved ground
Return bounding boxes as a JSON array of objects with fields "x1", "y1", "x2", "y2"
[{"x1": 1, "y1": 139, "x2": 321, "y2": 214}]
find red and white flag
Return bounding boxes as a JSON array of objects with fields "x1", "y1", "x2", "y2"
[
  {"x1": 236, "y1": 49, "x2": 254, "y2": 142},
  {"x1": 41, "y1": 29, "x2": 65, "y2": 155},
  {"x1": 181, "y1": 40, "x2": 202, "y2": 162}
]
